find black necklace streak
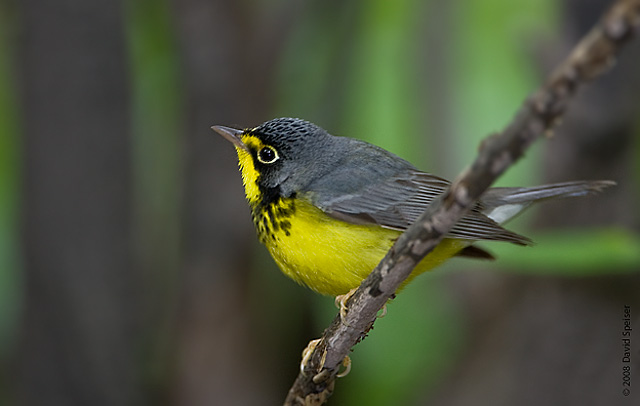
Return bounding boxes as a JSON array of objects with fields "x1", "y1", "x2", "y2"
[{"x1": 251, "y1": 183, "x2": 296, "y2": 243}]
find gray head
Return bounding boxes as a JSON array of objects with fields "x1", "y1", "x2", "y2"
[{"x1": 214, "y1": 118, "x2": 348, "y2": 203}]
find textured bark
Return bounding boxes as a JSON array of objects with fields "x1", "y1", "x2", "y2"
[{"x1": 18, "y1": 1, "x2": 139, "y2": 405}]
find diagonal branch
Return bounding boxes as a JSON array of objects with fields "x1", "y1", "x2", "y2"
[{"x1": 284, "y1": 1, "x2": 640, "y2": 404}]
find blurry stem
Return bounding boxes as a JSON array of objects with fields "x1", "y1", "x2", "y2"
[{"x1": 283, "y1": 0, "x2": 640, "y2": 404}]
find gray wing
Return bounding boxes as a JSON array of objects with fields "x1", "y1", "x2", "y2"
[{"x1": 308, "y1": 169, "x2": 531, "y2": 245}]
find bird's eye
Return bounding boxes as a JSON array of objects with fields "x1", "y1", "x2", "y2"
[{"x1": 257, "y1": 146, "x2": 279, "y2": 164}]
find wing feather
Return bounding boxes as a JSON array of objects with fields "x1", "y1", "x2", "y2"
[{"x1": 311, "y1": 170, "x2": 531, "y2": 245}]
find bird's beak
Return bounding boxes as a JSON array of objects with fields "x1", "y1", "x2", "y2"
[{"x1": 211, "y1": 125, "x2": 249, "y2": 151}]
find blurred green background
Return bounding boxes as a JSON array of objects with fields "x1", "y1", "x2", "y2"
[{"x1": 1, "y1": 0, "x2": 639, "y2": 405}]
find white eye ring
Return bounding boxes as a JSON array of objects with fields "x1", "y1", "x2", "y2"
[{"x1": 257, "y1": 146, "x2": 279, "y2": 164}]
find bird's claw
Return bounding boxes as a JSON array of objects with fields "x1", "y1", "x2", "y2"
[
  {"x1": 336, "y1": 355, "x2": 351, "y2": 378},
  {"x1": 334, "y1": 287, "x2": 358, "y2": 322},
  {"x1": 377, "y1": 303, "x2": 387, "y2": 318},
  {"x1": 300, "y1": 338, "x2": 322, "y2": 374}
]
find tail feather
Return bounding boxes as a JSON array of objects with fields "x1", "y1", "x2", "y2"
[{"x1": 481, "y1": 180, "x2": 615, "y2": 224}]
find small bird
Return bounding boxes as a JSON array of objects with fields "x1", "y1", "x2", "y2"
[{"x1": 214, "y1": 117, "x2": 613, "y2": 296}]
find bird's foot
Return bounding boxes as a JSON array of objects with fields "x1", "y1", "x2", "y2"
[
  {"x1": 300, "y1": 338, "x2": 322, "y2": 374},
  {"x1": 336, "y1": 355, "x2": 352, "y2": 378},
  {"x1": 334, "y1": 287, "x2": 358, "y2": 322},
  {"x1": 377, "y1": 303, "x2": 388, "y2": 319}
]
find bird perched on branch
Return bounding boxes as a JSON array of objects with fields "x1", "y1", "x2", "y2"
[{"x1": 214, "y1": 117, "x2": 613, "y2": 296}]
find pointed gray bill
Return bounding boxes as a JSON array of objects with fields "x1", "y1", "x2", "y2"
[{"x1": 212, "y1": 125, "x2": 249, "y2": 151}]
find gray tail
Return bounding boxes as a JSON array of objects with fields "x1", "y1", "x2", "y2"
[{"x1": 480, "y1": 180, "x2": 615, "y2": 224}]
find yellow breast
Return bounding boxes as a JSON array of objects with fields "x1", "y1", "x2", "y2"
[{"x1": 262, "y1": 198, "x2": 466, "y2": 295}]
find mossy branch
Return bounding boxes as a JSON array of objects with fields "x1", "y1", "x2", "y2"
[{"x1": 284, "y1": 1, "x2": 640, "y2": 404}]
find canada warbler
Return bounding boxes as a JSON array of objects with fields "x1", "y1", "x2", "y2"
[{"x1": 213, "y1": 117, "x2": 613, "y2": 296}]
